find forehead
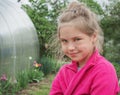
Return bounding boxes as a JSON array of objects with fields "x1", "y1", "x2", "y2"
[{"x1": 59, "y1": 25, "x2": 87, "y2": 38}]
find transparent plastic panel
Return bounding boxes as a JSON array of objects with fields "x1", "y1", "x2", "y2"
[{"x1": 0, "y1": 0, "x2": 39, "y2": 78}]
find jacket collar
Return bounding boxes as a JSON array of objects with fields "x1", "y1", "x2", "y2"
[{"x1": 66, "y1": 49, "x2": 100, "y2": 72}]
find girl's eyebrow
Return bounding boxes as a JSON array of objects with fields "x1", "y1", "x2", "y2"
[
  {"x1": 59, "y1": 37, "x2": 66, "y2": 40},
  {"x1": 59, "y1": 36, "x2": 83, "y2": 39},
  {"x1": 59, "y1": 37, "x2": 65, "y2": 39}
]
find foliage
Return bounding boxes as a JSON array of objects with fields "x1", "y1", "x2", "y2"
[
  {"x1": 16, "y1": 74, "x2": 55, "y2": 95},
  {"x1": 112, "y1": 62, "x2": 120, "y2": 79},
  {"x1": 101, "y1": 0, "x2": 120, "y2": 62},
  {"x1": 0, "y1": 74, "x2": 10, "y2": 94},
  {"x1": 0, "y1": 61, "x2": 44, "y2": 94},
  {"x1": 0, "y1": 74, "x2": 18, "y2": 95},
  {"x1": 79, "y1": 0, "x2": 104, "y2": 15},
  {"x1": 103, "y1": 40, "x2": 120, "y2": 62},
  {"x1": 101, "y1": 0, "x2": 120, "y2": 43},
  {"x1": 28, "y1": 61, "x2": 44, "y2": 83},
  {"x1": 16, "y1": 70, "x2": 29, "y2": 89},
  {"x1": 22, "y1": 0, "x2": 69, "y2": 57},
  {"x1": 16, "y1": 61, "x2": 43, "y2": 89},
  {"x1": 39, "y1": 56, "x2": 63, "y2": 76},
  {"x1": 18, "y1": 69, "x2": 40, "y2": 88}
]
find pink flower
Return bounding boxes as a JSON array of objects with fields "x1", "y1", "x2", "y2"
[{"x1": 0, "y1": 74, "x2": 7, "y2": 81}]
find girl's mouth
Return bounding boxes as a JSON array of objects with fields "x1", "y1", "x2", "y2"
[{"x1": 69, "y1": 53, "x2": 78, "y2": 57}]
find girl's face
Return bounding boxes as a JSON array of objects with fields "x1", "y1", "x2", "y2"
[{"x1": 59, "y1": 26, "x2": 97, "y2": 67}]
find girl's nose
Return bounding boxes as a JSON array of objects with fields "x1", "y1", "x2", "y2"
[{"x1": 67, "y1": 43, "x2": 75, "y2": 51}]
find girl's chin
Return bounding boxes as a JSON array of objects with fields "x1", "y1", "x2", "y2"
[
  {"x1": 71, "y1": 58, "x2": 80, "y2": 62},
  {"x1": 71, "y1": 57, "x2": 83, "y2": 62}
]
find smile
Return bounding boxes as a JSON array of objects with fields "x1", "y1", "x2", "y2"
[{"x1": 69, "y1": 53, "x2": 78, "y2": 57}]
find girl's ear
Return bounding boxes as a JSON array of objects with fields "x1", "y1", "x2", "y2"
[{"x1": 92, "y1": 31, "x2": 98, "y2": 44}]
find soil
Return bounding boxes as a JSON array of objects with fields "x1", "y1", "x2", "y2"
[{"x1": 16, "y1": 82, "x2": 40, "y2": 95}]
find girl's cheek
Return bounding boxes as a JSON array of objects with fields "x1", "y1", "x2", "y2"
[{"x1": 61, "y1": 46, "x2": 67, "y2": 52}]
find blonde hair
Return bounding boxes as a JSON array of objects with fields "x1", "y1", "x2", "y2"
[{"x1": 58, "y1": 1, "x2": 104, "y2": 53}]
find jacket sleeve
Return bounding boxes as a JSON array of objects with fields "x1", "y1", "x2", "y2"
[
  {"x1": 49, "y1": 71, "x2": 63, "y2": 95},
  {"x1": 90, "y1": 66, "x2": 119, "y2": 95}
]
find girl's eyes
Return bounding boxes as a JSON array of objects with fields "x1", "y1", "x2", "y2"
[
  {"x1": 61, "y1": 39, "x2": 68, "y2": 43},
  {"x1": 60, "y1": 38, "x2": 82, "y2": 43},
  {"x1": 74, "y1": 38, "x2": 81, "y2": 41}
]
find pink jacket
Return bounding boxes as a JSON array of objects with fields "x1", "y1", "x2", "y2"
[{"x1": 49, "y1": 50, "x2": 119, "y2": 95}]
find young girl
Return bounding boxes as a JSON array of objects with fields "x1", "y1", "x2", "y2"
[{"x1": 49, "y1": 1, "x2": 119, "y2": 95}]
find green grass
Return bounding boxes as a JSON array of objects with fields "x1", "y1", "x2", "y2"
[
  {"x1": 16, "y1": 74, "x2": 55, "y2": 95},
  {"x1": 31, "y1": 74, "x2": 55, "y2": 95}
]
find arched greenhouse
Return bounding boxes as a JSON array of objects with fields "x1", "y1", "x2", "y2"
[{"x1": 0, "y1": 0, "x2": 39, "y2": 81}]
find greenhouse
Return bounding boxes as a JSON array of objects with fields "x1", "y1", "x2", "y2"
[{"x1": 0, "y1": 0, "x2": 39, "y2": 81}]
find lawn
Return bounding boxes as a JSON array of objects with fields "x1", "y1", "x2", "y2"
[{"x1": 16, "y1": 74, "x2": 55, "y2": 95}]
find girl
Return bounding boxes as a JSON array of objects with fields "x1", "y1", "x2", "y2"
[{"x1": 49, "y1": 1, "x2": 119, "y2": 95}]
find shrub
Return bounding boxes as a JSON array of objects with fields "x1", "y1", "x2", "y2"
[
  {"x1": 16, "y1": 70, "x2": 29, "y2": 89},
  {"x1": 0, "y1": 74, "x2": 18, "y2": 94},
  {"x1": 28, "y1": 68, "x2": 44, "y2": 83},
  {"x1": 112, "y1": 62, "x2": 120, "y2": 79},
  {"x1": 39, "y1": 56, "x2": 63, "y2": 76}
]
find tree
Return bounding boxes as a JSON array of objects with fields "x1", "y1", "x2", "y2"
[
  {"x1": 79, "y1": 0, "x2": 104, "y2": 15},
  {"x1": 22, "y1": 0, "x2": 68, "y2": 57},
  {"x1": 101, "y1": 0, "x2": 120, "y2": 62}
]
